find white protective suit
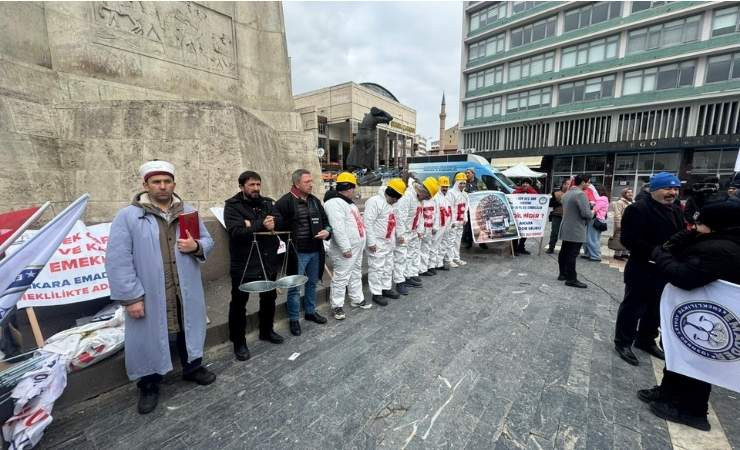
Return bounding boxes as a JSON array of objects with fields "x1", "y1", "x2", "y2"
[
  {"x1": 432, "y1": 189, "x2": 452, "y2": 268},
  {"x1": 448, "y1": 181, "x2": 469, "y2": 262},
  {"x1": 418, "y1": 197, "x2": 438, "y2": 273},
  {"x1": 400, "y1": 180, "x2": 424, "y2": 280},
  {"x1": 441, "y1": 188, "x2": 458, "y2": 265},
  {"x1": 363, "y1": 191, "x2": 398, "y2": 295},
  {"x1": 324, "y1": 192, "x2": 366, "y2": 308},
  {"x1": 392, "y1": 186, "x2": 411, "y2": 286}
]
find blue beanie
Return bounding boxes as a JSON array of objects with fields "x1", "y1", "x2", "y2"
[{"x1": 649, "y1": 172, "x2": 681, "y2": 191}]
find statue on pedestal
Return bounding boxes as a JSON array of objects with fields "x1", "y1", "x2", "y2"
[{"x1": 346, "y1": 107, "x2": 393, "y2": 170}]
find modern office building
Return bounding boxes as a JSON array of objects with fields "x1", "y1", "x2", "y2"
[
  {"x1": 460, "y1": 1, "x2": 740, "y2": 196},
  {"x1": 295, "y1": 82, "x2": 417, "y2": 171},
  {"x1": 415, "y1": 135, "x2": 429, "y2": 155}
]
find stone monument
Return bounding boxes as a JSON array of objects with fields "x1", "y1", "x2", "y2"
[
  {"x1": 0, "y1": 1, "x2": 320, "y2": 222},
  {"x1": 345, "y1": 106, "x2": 393, "y2": 170}
]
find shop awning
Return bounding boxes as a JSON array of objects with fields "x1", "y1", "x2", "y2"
[
  {"x1": 502, "y1": 163, "x2": 546, "y2": 179},
  {"x1": 491, "y1": 156, "x2": 543, "y2": 169}
]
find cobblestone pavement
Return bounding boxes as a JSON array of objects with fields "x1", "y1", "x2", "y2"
[{"x1": 40, "y1": 246, "x2": 739, "y2": 449}]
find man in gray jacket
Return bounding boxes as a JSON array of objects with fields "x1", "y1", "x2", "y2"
[{"x1": 557, "y1": 175, "x2": 594, "y2": 288}]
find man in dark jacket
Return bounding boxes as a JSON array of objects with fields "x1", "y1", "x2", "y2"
[
  {"x1": 462, "y1": 168, "x2": 487, "y2": 249},
  {"x1": 614, "y1": 172, "x2": 684, "y2": 366},
  {"x1": 637, "y1": 194, "x2": 740, "y2": 431},
  {"x1": 274, "y1": 169, "x2": 332, "y2": 336},
  {"x1": 224, "y1": 171, "x2": 284, "y2": 361}
]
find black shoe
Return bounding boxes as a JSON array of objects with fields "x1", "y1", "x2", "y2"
[
  {"x1": 396, "y1": 283, "x2": 409, "y2": 295},
  {"x1": 405, "y1": 278, "x2": 422, "y2": 288},
  {"x1": 290, "y1": 320, "x2": 301, "y2": 336},
  {"x1": 479, "y1": 243, "x2": 488, "y2": 249},
  {"x1": 420, "y1": 270, "x2": 433, "y2": 276},
  {"x1": 580, "y1": 255, "x2": 591, "y2": 259},
  {"x1": 565, "y1": 280, "x2": 587, "y2": 288},
  {"x1": 637, "y1": 386, "x2": 662, "y2": 404},
  {"x1": 137, "y1": 385, "x2": 159, "y2": 415},
  {"x1": 382, "y1": 289, "x2": 400, "y2": 299},
  {"x1": 546, "y1": 248, "x2": 554, "y2": 254},
  {"x1": 557, "y1": 274, "x2": 566, "y2": 281},
  {"x1": 649, "y1": 400, "x2": 711, "y2": 432},
  {"x1": 305, "y1": 312, "x2": 327, "y2": 324},
  {"x1": 463, "y1": 242, "x2": 472, "y2": 249},
  {"x1": 427, "y1": 268, "x2": 437, "y2": 275},
  {"x1": 410, "y1": 276, "x2": 422, "y2": 283},
  {"x1": 372, "y1": 294, "x2": 388, "y2": 306},
  {"x1": 183, "y1": 367, "x2": 216, "y2": 385},
  {"x1": 234, "y1": 343, "x2": 251, "y2": 361},
  {"x1": 518, "y1": 249, "x2": 531, "y2": 255},
  {"x1": 259, "y1": 331, "x2": 284, "y2": 344},
  {"x1": 635, "y1": 342, "x2": 665, "y2": 360},
  {"x1": 615, "y1": 345, "x2": 639, "y2": 366},
  {"x1": 436, "y1": 265, "x2": 450, "y2": 271}
]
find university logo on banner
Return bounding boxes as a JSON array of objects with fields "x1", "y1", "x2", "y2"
[{"x1": 661, "y1": 281, "x2": 740, "y2": 393}]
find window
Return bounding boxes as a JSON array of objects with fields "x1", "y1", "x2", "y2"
[
  {"x1": 465, "y1": 97, "x2": 502, "y2": 121},
  {"x1": 623, "y1": 60, "x2": 695, "y2": 95},
  {"x1": 467, "y1": 66, "x2": 504, "y2": 92},
  {"x1": 558, "y1": 75, "x2": 615, "y2": 104},
  {"x1": 706, "y1": 52, "x2": 740, "y2": 83},
  {"x1": 626, "y1": 15, "x2": 701, "y2": 55},
  {"x1": 512, "y1": 1, "x2": 543, "y2": 14},
  {"x1": 564, "y1": 2, "x2": 622, "y2": 32},
  {"x1": 712, "y1": 6, "x2": 740, "y2": 37},
  {"x1": 508, "y1": 52, "x2": 555, "y2": 81},
  {"x1": 506, "y1": 87, "x2": 552, "y2": 112},
  {"x1": 631, "y1": 1, "x2": 666, "y2": 14},
  {"x1": 470, "y1": 3, "x2": 508, "y2": 32},
  {"x1": 561, "y1": 35, "x2": 619, "y2": 69},
  {"x1": 468, "y1": 34, "x2": 505, "y2": 62},
  {"x1": 510, "y1": 16, "x2": 556, "y2": 48}
]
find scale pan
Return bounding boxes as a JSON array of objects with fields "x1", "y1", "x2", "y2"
[
  {"x1": 239, "y1": 280, "x2": 277, "y2": 293},
  {"x1": 275, "y1": 275, "x2": 308, "y2": 289}
]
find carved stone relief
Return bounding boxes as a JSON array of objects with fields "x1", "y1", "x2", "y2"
[{"x1": 93, "y1": 1, "x2": 237, "y2": 78}]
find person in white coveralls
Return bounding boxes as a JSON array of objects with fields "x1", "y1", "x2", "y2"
[
  {"x1": 418, "y1": 177, "x2": 440, "y2": 277},
  {"x1": 432, "y1": 176, "x2": 453, "y2": 271},
  {"x1": 323, "y1": 172, "x2": 370, "y2": 320},
  {"x1": 363, "y1": 178, "x2": 407, "y2": 306},
  {"x1": 448, "y1": 172, "x2": 469, "y2": 266},
  {"x1": 397, "y1": 175, "x2": 429, "y2": 289}
]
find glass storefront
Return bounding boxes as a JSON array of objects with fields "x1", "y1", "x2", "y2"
[
  {"x1": 689, "y1": 149, "x2": 738, "y2": 189},
  {"x1": 552, "y1": 154, "x2": 607, "y2": 191},
  {"x1": 612, "y1": 151, "x2": 680, "y2": 199}
]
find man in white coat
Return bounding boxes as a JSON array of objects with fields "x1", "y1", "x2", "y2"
[
  {"x1": 419, "y1": 177, "x2": 440, "y2": 277},
  {"x1": 448, "y1": 172, "x2": 469, "y2": 266},
  {"x1": 393, "y1": 176, "x2": 423, "y2": 294},
  {"x1": 433, "y1": 176, "x2": 453, "y2": 271},
  {"x1": 364, "y1": 178, "x2": 406, "y2": 306},
  {"x1": 323, "y1": 172, "x2": 370, "y2": 320},
  {"x1": 106, "y1": 161, "x2": 215, "y2": 415},
  {"x1": 400, "y1": 176, "x2": 429, "y2": 288}
]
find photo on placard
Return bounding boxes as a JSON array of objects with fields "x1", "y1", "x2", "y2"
[{"x1": 468, "y1": 191, "x2": 519, "y2": 243}]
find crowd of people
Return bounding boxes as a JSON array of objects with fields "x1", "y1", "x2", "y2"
[{"x1": 106, "y1": 160, "x2": 740, "y2": 430}]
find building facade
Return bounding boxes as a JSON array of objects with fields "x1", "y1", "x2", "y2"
[
  {"x1": 295, "y1": 82, "x2": 417, "y2": 171},
  {"x1": 460, "y1": 1, "x2": 740, "y2": 197},
  {"x1": 415, "y1": 135, "x2": 429, "y2": 155}
]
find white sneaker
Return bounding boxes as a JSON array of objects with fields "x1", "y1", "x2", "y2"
[
  {"x1": 455, "y1": 259, "x2": 467, "y2": 265},
  {"x1": 332, "y1": 307, "x2": 345, "y2": 320},
  {"x1": 449, "y1": 260, "x2": 459, "y2": 268},
  {"x1": 350, "y1": 300, "x2": 372, "y2": 309}
]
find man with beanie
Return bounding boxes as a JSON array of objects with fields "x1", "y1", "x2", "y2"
[
  {"x1": 637, "y1": 193, "x2": 740, "y2": 431},
  {"x1": 224, "y1": 171, "x2": 284, "y2": 362},
  {"x1": 433, "y1": 176, "x2": 453, "y2": 271},
  {"x1": 400, "y1": 176, "x2": 428, "y2": 289},
  {"x1": 449, "y1": 173, "x2": 469, "y2": 266},
  {"x1": 274, "y1": 169, "x2": 331, "y2": 337},
  {"x1": 363, "y1": 179, "x2": 406, "y2": 305},
  {"x1": 324, "y1": 172, "x2": 370, "y2": 320},
  {"x1": 558, "y1": 174, "x2": 593, "y2": 289},
  {"x1": 419, "y1": 177, "x2": 440, "y2": 276},
  {"x1": 106, "y1": 160, "x2": 215, "y2": 414},
  {"x1": 614, "y1": 172, "x2": 684, "y2": 366}
]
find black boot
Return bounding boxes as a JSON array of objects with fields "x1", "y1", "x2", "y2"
[
  {"x1": 289, "y1": 320, "x2": 301, "y2": 336},
  {"x1": 635, "y1": 341, "x2": 665, "y2": 360},
  {"x1": 405, "y1": 278, "x2": 422, "y2": 287},
  {"x1": 259, "y1": 330, "x2": 284, "y2": 344},
  {"x1": 137, "y1": 384, "x2": 159, "y2": 415},
  {"x1": 615, "y1": 345, "x2": 639, "y2": 366},
  {"x1": 372, "y1": 294, "x2": 388, "y2": 306},
  {"x1": 183, "y1": 367, "x2": 216, "y2": 385},
  {"x1": 382, "y1": 289, "x2": 400, "y2": 299},
  {"x1": 305, "y1": 312, "x2": 327, "y2": 324},
  {"x1": 234, "y1": 343, "x2": 250, "y2": 361}
]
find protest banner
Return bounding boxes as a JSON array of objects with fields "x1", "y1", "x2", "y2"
[
  {"x1": 506, "y1": 194, "x2": 550, "y2": 238},
  {"x1": 6, "y1": 221, "x2": 110, "y2": 309},
  {"x1": 468, "y1": 191, "x2": 519, "y2": 243},
  {"x1": 661, "y1": 280, "x2": 740, "y2": 393}
]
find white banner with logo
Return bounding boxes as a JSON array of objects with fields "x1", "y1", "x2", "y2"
[
  {"x1": 506, "y1": 194, "x2": 550, "y2": 238},
  {"x1": 660, "y1": 281, "x2": 740, "y2": 393},
  {"x1": 6, "y1": 221, "x2": 111, "y2": 308}
]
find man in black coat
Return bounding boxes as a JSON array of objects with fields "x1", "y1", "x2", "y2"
[
  {"x1": 224, "y1": 171, "x2": 284, "y2": 361},
  {"x1": 614, "y1": 172, "x2": 684, "y2": 366},
  {"x1": 274, "y1": 169, "x2": 332, "y2": 337}
]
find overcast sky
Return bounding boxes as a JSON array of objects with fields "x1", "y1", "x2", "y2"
[{"x1": 283, "y1": 1, "x2": 463, "y2": 142}]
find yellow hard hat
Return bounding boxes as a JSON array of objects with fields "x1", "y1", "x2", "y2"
[
  {"x1": 455, "y1": 172, "x2": 466, "y2": 182},
  {"x1": 422, "y1": 176, "x2": 439, "y2": 198},
  {"x1": 438, "y1": 176, "x2": 451, "y2": 187},
  {"x1": 336, "y1": 172, "x2": 357, "y2": 186},
  {"x1": 387, "y1": 178, "x2": 407, "y2": 196}
]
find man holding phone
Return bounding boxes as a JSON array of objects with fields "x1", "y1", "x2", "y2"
[{"x1": 224, "y1": 171, "x2": 284, "y2": 362}]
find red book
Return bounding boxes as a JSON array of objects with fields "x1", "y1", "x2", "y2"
[{"x1": 178, "y1": 211, "x2": 200, "y2": 240}]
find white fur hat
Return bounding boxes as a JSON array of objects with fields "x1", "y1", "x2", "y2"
[{"x1": 139, "y1": 160, "x2": 175, "y2": 181}]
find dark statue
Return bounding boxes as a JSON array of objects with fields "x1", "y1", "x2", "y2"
[{"x1": 345, "y1": 107, "x2": 393, "y2": 170}]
